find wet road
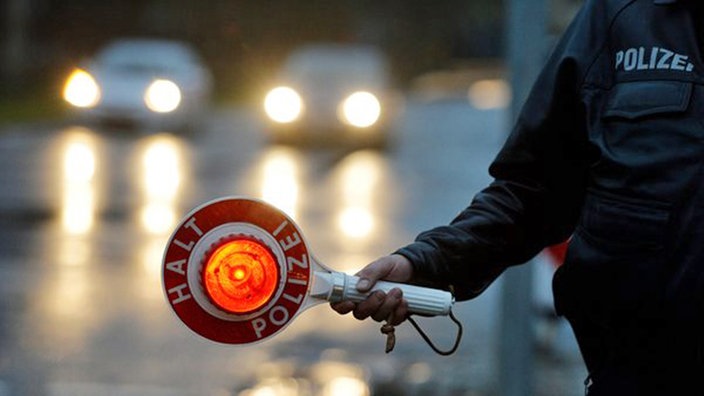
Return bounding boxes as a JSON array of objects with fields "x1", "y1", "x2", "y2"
[{"x1": 0, "y1": 99, "x2": 585, "y2": 395}]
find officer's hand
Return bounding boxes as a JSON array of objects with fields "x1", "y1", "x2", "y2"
[{"x1": 330, "y1": 254, "x2": 413, "y2": 326}]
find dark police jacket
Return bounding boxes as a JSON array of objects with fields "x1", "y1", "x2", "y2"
[{"x1": 397, "y1": 0, "x2": 704, "y2": 342}]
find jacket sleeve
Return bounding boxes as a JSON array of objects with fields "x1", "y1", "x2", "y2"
[{"x1": 396, "y1": 0, "x2": 614, "y2": 301}]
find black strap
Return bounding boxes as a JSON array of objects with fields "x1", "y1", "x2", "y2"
[{"x1": 407, "y1": 309, "x2": 463, "y2": 356}]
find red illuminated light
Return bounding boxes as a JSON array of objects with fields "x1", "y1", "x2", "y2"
[{"x1": 203, "y1": 238, "x2": 280, "y2": 314}]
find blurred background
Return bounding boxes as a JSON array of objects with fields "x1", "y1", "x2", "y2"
[{"x1": 1, "y1": 1, "x2": 585, "y2": 395}]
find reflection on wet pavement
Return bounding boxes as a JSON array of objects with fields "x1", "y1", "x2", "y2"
[
  {"x1": 237, "y1": 350, "x2": 370, "y2": 396},
  {"x1": 0, "y1": 103, "x2": 586, "y2": 395}
]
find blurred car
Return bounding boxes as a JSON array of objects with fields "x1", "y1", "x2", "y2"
[
  {"x1": 62, "y1": 38, "x2": 212, "y2": 131},
  {"x1": 262, "y1": 44, "x2": 399, "y2": 148}
]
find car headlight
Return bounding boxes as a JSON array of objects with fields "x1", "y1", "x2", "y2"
[
  {"x1": 63, "y1": 69, "x2": 101, "y2": 108},
  {"x1": 339, "y1": 91, "x2": 381, "y2": 128},
  {"x1": 144, "y1": 79, "x2": 182, "y2": 113},
  {"x1": 264, "y1": 86, "x2": 303, "y2": 123}
]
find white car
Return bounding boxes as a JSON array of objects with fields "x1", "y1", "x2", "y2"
[
  {"x1": 262, "y1": 44, "x2": 398, "y2": 148},
  {"x1": 62, "y1": 38, "x2": 212, "y2": 131}
]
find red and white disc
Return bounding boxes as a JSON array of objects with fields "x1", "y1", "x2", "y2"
[{"x1": 162, "y1": 197, "x2": 312, "y2": 345}]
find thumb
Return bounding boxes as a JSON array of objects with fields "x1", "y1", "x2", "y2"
[{"x1": 355, "y1": 254, "x2": 412, "y2": 292}]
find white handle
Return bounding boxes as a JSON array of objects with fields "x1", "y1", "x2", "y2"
[{"x1": 313, "y1": 271, "x2": 453, "y2": 316}]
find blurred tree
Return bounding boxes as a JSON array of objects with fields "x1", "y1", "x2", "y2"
[{"x1": 1, "y1": 0, "x2": 31, "y2": 91}]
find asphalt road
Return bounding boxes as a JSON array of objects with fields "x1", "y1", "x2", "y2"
[{"x1": 0, "y1": 98, "x2": 585, "y2": 396}]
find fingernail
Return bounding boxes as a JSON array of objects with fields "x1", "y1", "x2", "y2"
[
  {"x1": 389, "y1": 288, "x2": 402, "y2": 299},
  {"x1": 357, "y1": 279, "x2": 370, "y2": 291}
]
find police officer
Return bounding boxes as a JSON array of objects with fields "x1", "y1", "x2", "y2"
[{"x1": 332, "y1": 0, "x2": 704, "y2": 394}]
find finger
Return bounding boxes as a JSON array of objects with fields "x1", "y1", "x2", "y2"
[
  {"x1": 390, "y1": 298, "x2": 409, "y2": 326},
  {"x1": 371, "y1": 288, "x2": 404, "y2": 322},
  {"x1": 330, "y1": 301, "x2": 356, "y2": 315},
  {"x1": 352, "y1": 290, "x2": 386, "y2": 320}
]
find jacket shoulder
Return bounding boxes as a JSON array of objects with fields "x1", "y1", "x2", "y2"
[
  {"x1": 557, "y1": 0, "x2": 636, "y2": 69},
  {"x1": 586, "y1": 0, "x2": 636, "y2": 15},
  {"x1": 577, "y1": 0, "x2": 635, "y2": 25}
]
